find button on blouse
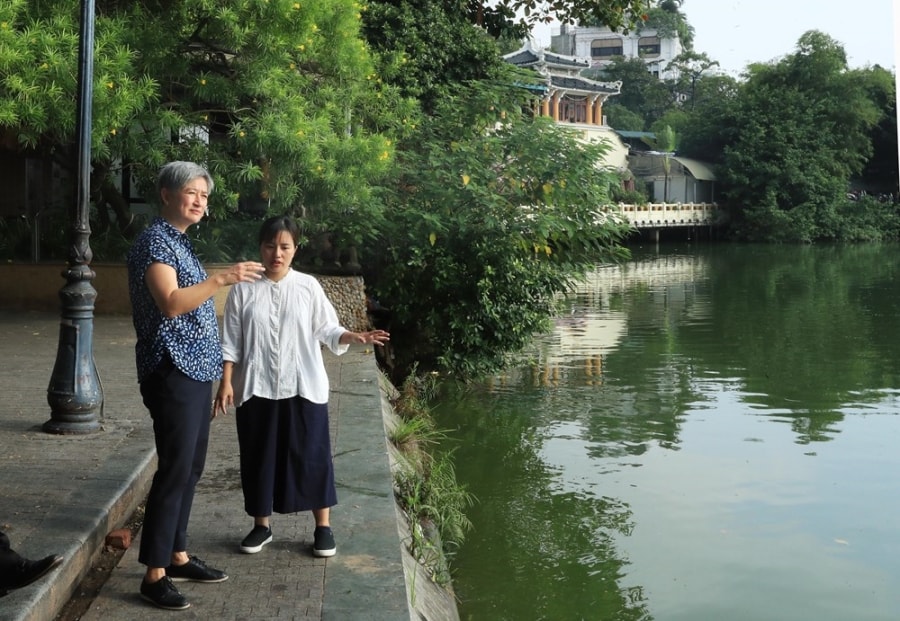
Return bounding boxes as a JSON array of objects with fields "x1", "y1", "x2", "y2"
[{"x1": 221, "y1": 269, "x2": 348, "y2": 406}]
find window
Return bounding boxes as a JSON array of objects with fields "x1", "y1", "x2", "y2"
[
  {"x1": 591, "y1": 38, "x2": 623, "y2": 58},
  {"x1": 638, "y1": 36, "x2": 661, "y2": 57},
  {"x1": 559, "y1": 97, "x2": 587, "y2": 123}
]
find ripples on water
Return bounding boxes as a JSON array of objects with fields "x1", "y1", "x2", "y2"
[{"x1": 436, "y1": 246, "x2": 900, "y2": 621}]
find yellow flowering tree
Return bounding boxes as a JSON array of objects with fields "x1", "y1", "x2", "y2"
[{"x1": 0, "y1": 0, "x2": 413, "y2": 257}]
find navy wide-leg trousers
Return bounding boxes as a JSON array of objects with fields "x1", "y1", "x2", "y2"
[
  {"x1": 235, "y1": 396, "x2": 337, "y2": 517},
  {"x1": 138, "y1": 359, "x2": 212, "y2": 569}
]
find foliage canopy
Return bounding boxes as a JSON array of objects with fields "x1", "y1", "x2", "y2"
[
  {"x1": 599, "y1": 21, "x2": 897, "y2": 243},
  {"x1": 0, "y1": 0, "x2": 412, "y2": 249},
  {"x1": 368, "y1": 69, "x2": 631, "y2": 378},
  {"x1": 718, "y1": 31, "x2": 887, "y2": 241}
]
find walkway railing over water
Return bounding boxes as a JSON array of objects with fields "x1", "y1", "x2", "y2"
[{"x1": 609, "y1": 202, "x2": 720, "y2": 229}]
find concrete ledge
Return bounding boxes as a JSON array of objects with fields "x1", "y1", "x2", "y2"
[
  {"x1": 325, "y1": 355, "x2": 412, "y2": 620},
  {"x1": 322, "y1": 357, "x2": 459, "y2": 621},
  {"x1": 0, "y1": 263, "x2": 133, "y2": 316}
]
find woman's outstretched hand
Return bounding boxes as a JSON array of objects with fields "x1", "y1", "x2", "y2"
[
  {"x1": 218, "y1": 261, "x2": 265, "y2": 286},
  {"x1": 342, "y1": 329, "x2": 390, "y2": 346}
]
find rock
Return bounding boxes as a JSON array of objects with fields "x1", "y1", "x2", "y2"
[{"x1": 105, "y1": 528, "x2": 131, "y2": 550}]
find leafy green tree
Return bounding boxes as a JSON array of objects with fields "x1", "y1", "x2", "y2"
[
  {"x1": 641, "y1": 0, "x2": 693, "y2": 50},
  {"x1": 357, "y1": 1, "x2": 635, "y2": 379},
  {"x1": 667, "y1": 50, "x2": 718, "y2": 109},
  {"x1": 674, "y1": 72, "x2": 739, "y2": 161},
  {"x1": 361, "y1": 0, "x2": 507, "y2": 115},
  {"x1": 719, "y1": 31, "x2": 882, "y2": 241},
  {"x1": 369, "y1": 73, "x2": 631, "y2": 379},
  {"x1": 851, "y1": 65, "x2": 898, "y2": 194},
  {"x1": 0, "y1": 0, "x2": 157, "y2": 241},
  {"x1": 590, "y1": 57, "x2": 673, "y2": 128},
  {"x1": 651, "y1": 107, "x2": 688, "y2": 140},
  {"x1": 474, "y1": 0, "x2": 652, "y2": 36},
  {"x1": 603, "y1": 103, "x2": 645, "y2": 131},
  {"x1": 0, "y1": 0, "x2": 410, "y2": 250}
]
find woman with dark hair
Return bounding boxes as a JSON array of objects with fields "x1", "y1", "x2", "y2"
[
  {"x1": 214, "y1": 215, "x2": 388, "y2": 558},
  {"x1": 127, "y1": 161, "x2": 265, "y2": 610}
]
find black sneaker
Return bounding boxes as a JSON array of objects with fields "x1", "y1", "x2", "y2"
[
  {"x1": 313, "y1": 526, "x2": 336, "y2": 558},
  {"x1": 240, "y1": 525, "x2": 273, "y2": 554},
  {"x1": 140, "y1": 576, "x2": 190, "y2": 610},
  {"x1": 166, "y1": 556, "x2": 228, "y2": 583}
]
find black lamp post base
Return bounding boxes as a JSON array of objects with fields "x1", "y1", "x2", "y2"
[
  {"x1": 45, "y1": 276, "x2": 103, "y2": 435},
  {"x1": 42, "y1": 416, "x2": 101, "y2": 435}
]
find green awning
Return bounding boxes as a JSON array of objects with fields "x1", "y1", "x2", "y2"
[
  {"x1": 673, "y1": 156, "x2": 715, "y2": 181},
  {"x1": 615, "y1": 130, "x2": 656, "y2": 139}
]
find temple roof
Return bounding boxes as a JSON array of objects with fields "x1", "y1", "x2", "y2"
[
  {"x1": 551, "y1": 75, "x2": 620, "y2": 94},
  {"x1": 504, "y1": 42, "x2": 621, "y2": 96},
  {"x1": 504, "y1": 47, "x2": 590, "y2": 70},
  {"x1": 504, "y1": 48, "x2": 540, "y2": 66}
]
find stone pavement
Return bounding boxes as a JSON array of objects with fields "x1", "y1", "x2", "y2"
[{"x1": 0, "y1": 311, "x2": 413, "y2": 621}]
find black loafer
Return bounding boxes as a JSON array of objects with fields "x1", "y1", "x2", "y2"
[
  {"x1": 140, "y1": 576, "x2": 190, "y2": 610},
  {"x1": 166, "y1": 555, "x2": 228, "y2": 583}
]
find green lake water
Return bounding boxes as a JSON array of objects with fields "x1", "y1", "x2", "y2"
[{"x1": 433, "y1": 243, "x2": 900, "y2": 621}]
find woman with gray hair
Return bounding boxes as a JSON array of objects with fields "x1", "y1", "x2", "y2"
[{"x1": 127, "y1": 161, "x2": 264, "y2": 611}]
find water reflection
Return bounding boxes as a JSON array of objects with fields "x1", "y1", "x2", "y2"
[
  {"x1": 435, "y1": 245, "x2": 900, "y2": 621},
  {"x1": 434, "y1": 388, "x2": 653, "y2": 620}
]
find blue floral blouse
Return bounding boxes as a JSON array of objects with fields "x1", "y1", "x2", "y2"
[{"x1": 127, "y1": 217, "x2": 223, "y2": 383}]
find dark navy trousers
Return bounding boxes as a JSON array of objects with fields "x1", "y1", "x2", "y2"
[
  {"x1": 138, "y1": 358, "x2": 212, "y2": 569},
  {"x1": 236, "y1": 396, "x2": 337, "y2": 516}
]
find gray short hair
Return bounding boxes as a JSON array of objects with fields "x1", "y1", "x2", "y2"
[{"x1": 156, "y1": 161, "x2": 215, "y2": 198}]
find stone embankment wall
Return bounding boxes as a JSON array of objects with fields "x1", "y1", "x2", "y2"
[
  {"x1": 316, "y1": 274, "x2": 370, "y2": 332},
  {"x1": 0, "y1": 263, "x2": 370, "y2": 331}
]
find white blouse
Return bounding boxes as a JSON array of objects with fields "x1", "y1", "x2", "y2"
[{"x1": 221, "y1": 269, "x2": 349, "y2": 407}]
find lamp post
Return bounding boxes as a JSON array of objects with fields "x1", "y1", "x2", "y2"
[{"x1": 44, "y1": 0, "x2": 102, "y2": 435}]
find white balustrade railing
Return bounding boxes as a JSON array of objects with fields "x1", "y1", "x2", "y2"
[{"x1": 609, "y1": 202, "x2": 720, "y2": 228}]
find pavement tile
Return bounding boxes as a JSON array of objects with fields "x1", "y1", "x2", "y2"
[{"x1": 0, "y1": 311, "x2": 410, "y2": 621}]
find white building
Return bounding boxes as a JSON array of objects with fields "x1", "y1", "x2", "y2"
[{"x1": 550, "y1": 22, "x2": 684, "y2": 80}]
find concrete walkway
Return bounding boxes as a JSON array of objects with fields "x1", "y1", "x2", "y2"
[{"x1": 0, "y1": 311, "x2": 412, "y2": 621}]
